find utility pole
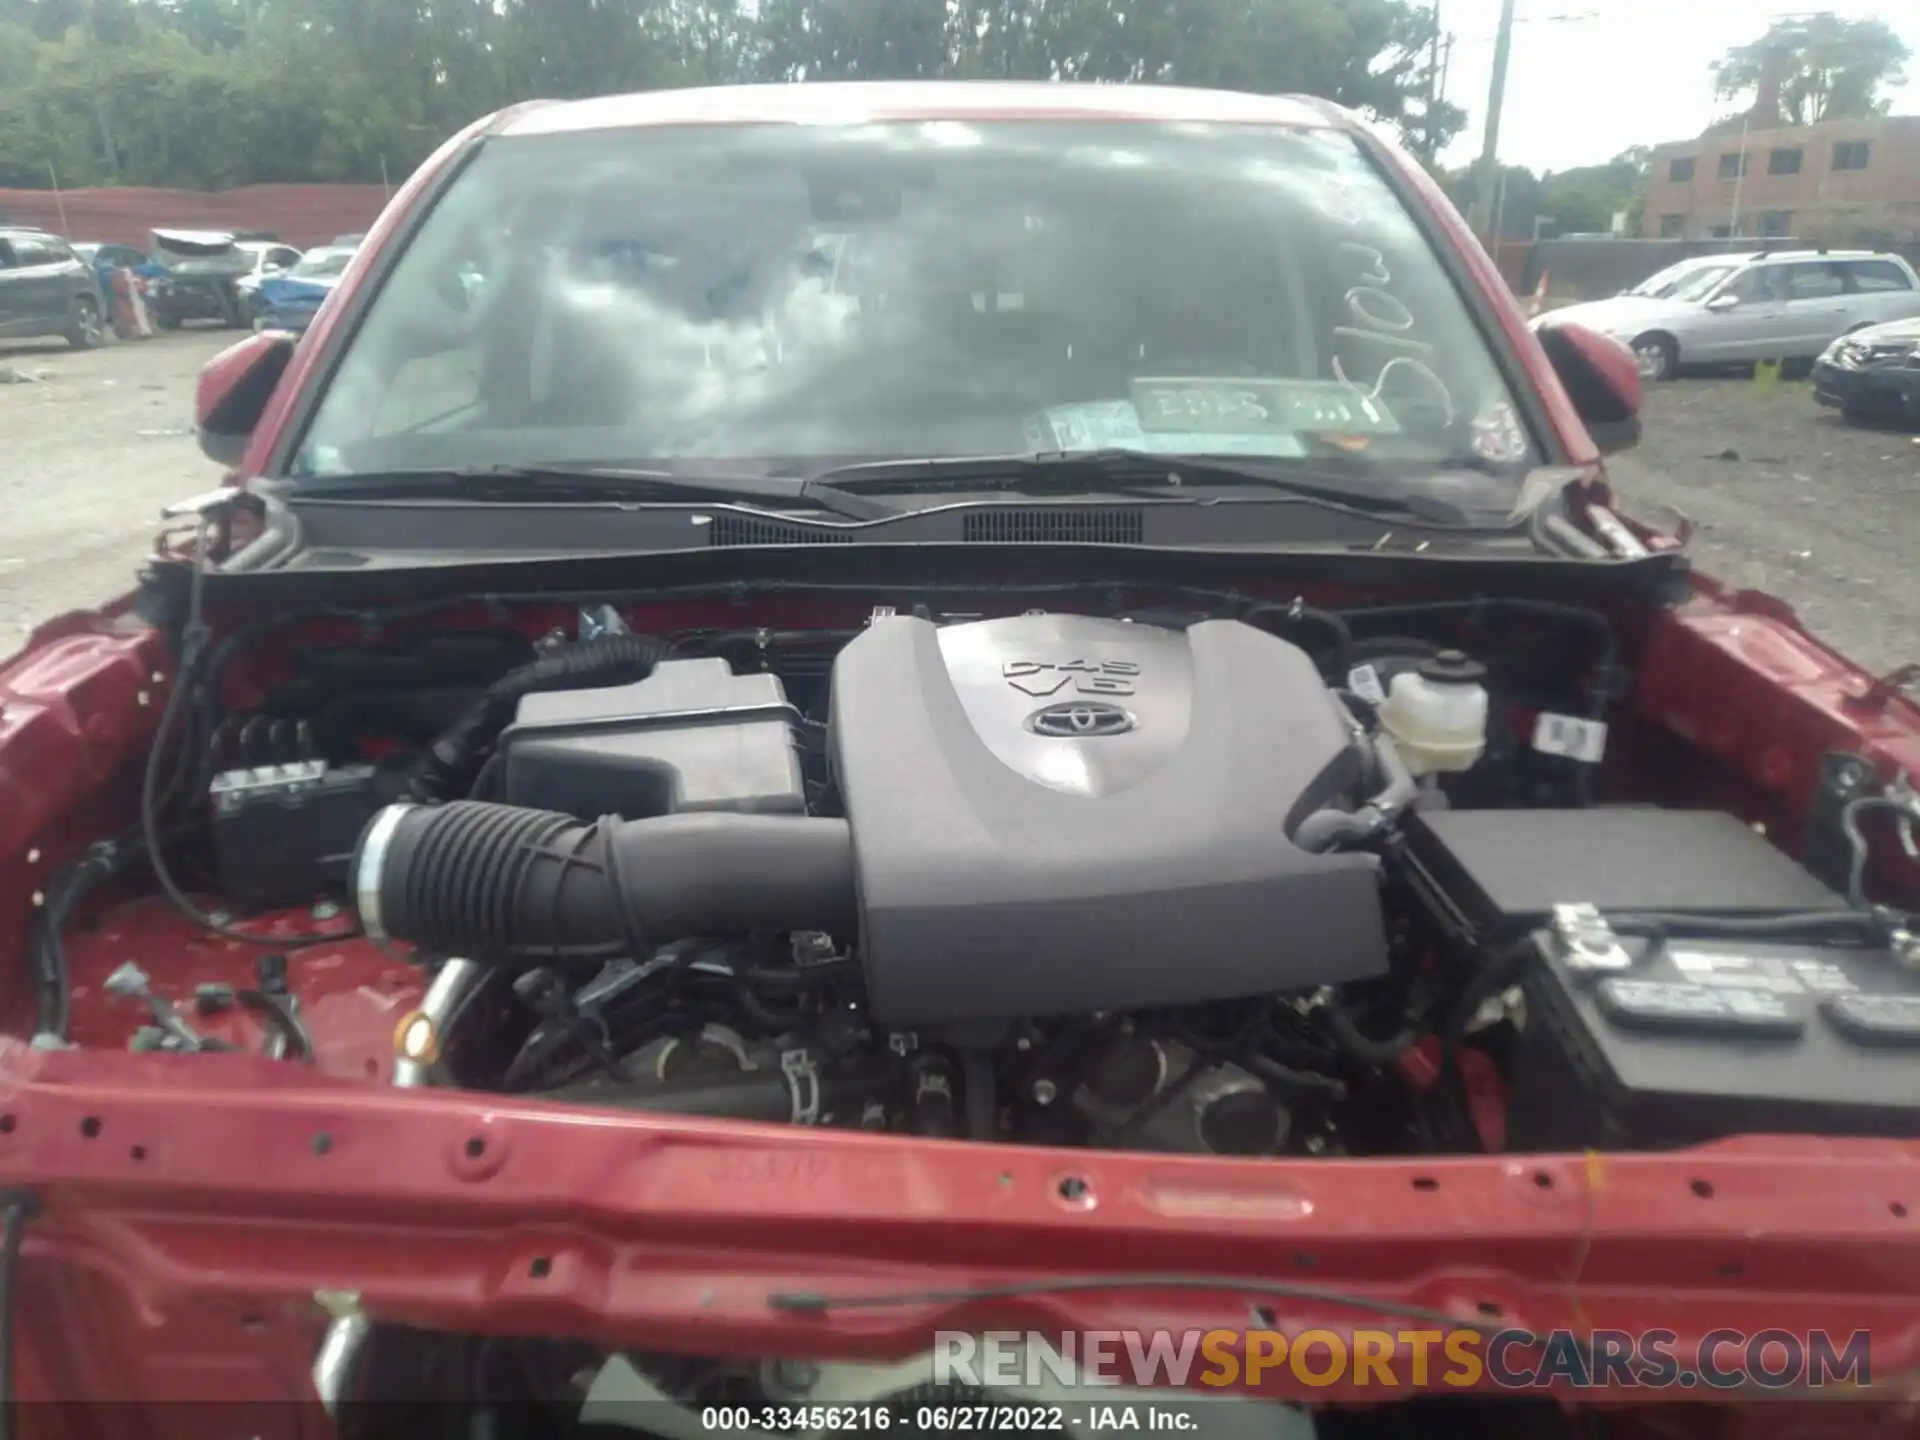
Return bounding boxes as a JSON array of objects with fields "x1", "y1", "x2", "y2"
[
  {"x1": 1467, "y1": 0, "x2": 1517, "y2": 239},
  {"x1": 1727, "y1": 110, "x2": 1752, "y2": 239},
  {"x1": 47, "y1": 162, "x2": 70, "y2": 239}
]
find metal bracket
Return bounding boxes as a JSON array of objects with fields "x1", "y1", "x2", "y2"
[
  {"x1": 781, "y1": 1049, "x2": 823, "y2": 1126},
  {"x1": 312, "y1": 1293, "x2": 369, "y2": 1419},
  {"x1": 866, "y1": 606, "x2": 896, "y2": 627},
  {"x1": 790, "y1": 931, "x2": 842, "y2": 968},
  {"x1": 1585, "y1": 506, "x2": 1651, "y2": 560},
  {"x1": 315, "y1": 1288, "x2": 363, "y2": 1321},
  {"x1": 1844, "y1": 662, "x2": 1920, "y2": 715},
  {"x1": 1551, "y1": 903, "x2": 1632, "y2": 973},
  {"x1": 1890, "y1": 769, "x2": 1920, "y2": 861},
  {"x1": 1891, "y1": 924, "x2": 1920, "y2": 972},
  {"x1": 160, "y1": 486, "x2": 244, "y2": 520},
  {"x1": 578, "y1": 604, "x2": 629, "y2": 640}
]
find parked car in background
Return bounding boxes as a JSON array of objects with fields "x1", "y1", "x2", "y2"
[
  {"x1": 250, "y1": 241, "x2": 359, "y2": 335},
  {"x1": 232, "y1": 240, "x2": 307, "y2": 323},
  {"x1": 0, "y1": 226, "x2": 106, "y2": 347},
  {"x1": 71, "y1": 241, "x2": 166, "y2": 298},
  {"x1": 1543, "y1": 249, "x2": 1920, "y2": 380},
  {"x1": 1616, "y1": 255, "x2": 1739, "y2": 300},
  {"x1": 146, "y1": 231, "x2": 299, "y2": 329},
  {"x1": 1813, "y1": 313, "x2": 1920, "y2": 426}
]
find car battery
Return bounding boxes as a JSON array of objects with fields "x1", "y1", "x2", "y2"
[
  {"x1": 1395, "y1": 805, "x2": 1916, "y2": 1148},
  {"x1": 1507, "y1": 931, "x2": 1920, "y2": 1149}
]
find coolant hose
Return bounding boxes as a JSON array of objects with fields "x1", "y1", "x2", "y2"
[
  {"x1": 354, "y1": 801, "x2": 856, "y2": 965},
  {"x1": 1322, "y1": 999, "x2": 1423, "y2": 1066},
  {"x1": 1294, "y1": 731, "x2": 1419, "y2": 854},
  {"x1": 412, "y1": 632, "x2": 672, "y2": 799}
]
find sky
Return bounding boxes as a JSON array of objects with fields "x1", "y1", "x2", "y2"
[{"x1": 1433, "y1": 0, "x2": 1920, "y2": 174}]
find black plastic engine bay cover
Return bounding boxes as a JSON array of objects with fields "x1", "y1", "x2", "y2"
[{"x1": 829, "y1": 614, "x2": 1389, "y2": 1023}]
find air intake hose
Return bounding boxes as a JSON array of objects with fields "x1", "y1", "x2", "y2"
[
  {"x1": 354, "y1": 801, "x2": 856, "y2": 965},
  {"x1": 412, "y1": 633, "x2": 673, "y2": 800}
]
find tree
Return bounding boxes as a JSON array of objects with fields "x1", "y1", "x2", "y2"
[
  {"x1": 1441, "y1": 163, "x2": 1540, "y2": 239},
  {"x1": 755, "y1": 0, "x2": 954, "y2": 81},
  {"x1": 0, "y1": 0, "x2": 1469, "y2": 191},
  {"x1": 1711, "y1": 14, "x2": 1911, "y2": 128},
  {"x1": 1533, "y1": 147, "x2": 1648, "y2": 236}
]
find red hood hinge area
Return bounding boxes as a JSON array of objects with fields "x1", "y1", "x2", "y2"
[{"x1": 1573, "y1": 472, "x2": 1691, "y2": 556}]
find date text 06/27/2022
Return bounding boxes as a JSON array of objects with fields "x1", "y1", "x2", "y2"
[{"x1": 685, "y1": 1330, "x2": 1874, "y2": 1435}]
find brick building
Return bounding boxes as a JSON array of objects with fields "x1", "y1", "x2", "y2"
[{"x1": 1640, "y1": 114, "x2": 1920, "y2": 244}]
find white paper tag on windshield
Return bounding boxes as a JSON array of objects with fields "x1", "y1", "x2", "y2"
[
  {"x1": 1532, "y1": 712, "x2": 1608, "y2": 764},
  {"x1": 1347, "y1": 664, "x2": 1387, "y2": 704}
]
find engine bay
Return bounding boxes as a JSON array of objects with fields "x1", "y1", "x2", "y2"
[
  {"x1": 19, "y1": 581, "x2": 1920, "y2": 1439},
  {"x1": 41, "y1": 591, "x2": 1920, "y2": 1168}
]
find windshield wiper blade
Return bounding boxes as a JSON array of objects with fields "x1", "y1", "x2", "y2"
[
  {"x1": 292, "y1": 464, "x2": 889, "y2": 521},
  {"x1": 800, "y1": 449, "x2": 1493, "y2": 527}
]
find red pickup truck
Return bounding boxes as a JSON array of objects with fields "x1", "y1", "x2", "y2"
[{"x1": 1, "y1": 82, "x2": 1916, "y2": 1440}]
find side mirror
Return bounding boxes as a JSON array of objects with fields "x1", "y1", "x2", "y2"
[
  {"x1": 196, "y1": 331, "x2": 296, "y2": 468},
  {"x1": 1532, "y1": 319, "x2": 1641, "y2": 456},
  {"x1": 1706, "y1": 292, "x2": 1741, "y2": 312}
]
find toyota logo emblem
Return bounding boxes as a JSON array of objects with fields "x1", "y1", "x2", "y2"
[{"x1": 1026, "y1": 701, "x2": 1136, "y2": 738}]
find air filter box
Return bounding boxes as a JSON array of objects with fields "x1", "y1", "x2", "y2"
[{"x1": 499, "y1": 659, "x2": 807, "y2": 821}]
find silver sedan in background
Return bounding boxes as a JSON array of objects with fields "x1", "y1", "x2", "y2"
[{"x1": 1542, "y1": 249, "x2": 1920, "y2": 380}]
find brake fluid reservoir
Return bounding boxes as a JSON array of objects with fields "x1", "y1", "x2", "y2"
[{"x1": 1377, "y1": 651, "x2": 1489, "y2": 776}]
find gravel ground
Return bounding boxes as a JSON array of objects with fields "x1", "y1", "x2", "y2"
[
  {"x1": 1, "y1": 330, "x2": 233, "y2": 637},
  {"x1": 2, "y1": 333, "x2": 1915, "y2": 674},
  {"x1": 1608, "y1": 379, "x2": 1918, "y2": 679}
]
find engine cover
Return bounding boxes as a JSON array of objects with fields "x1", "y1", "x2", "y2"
[{"x1": 829, "y1": 614, "x2": 1389, "y2": 1024}]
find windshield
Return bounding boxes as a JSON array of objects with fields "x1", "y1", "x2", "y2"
[
  {"x1": 292, "y1": 247, "x2": 356, "y2": 281},
  {"x1": 293, "y1": 121, "x2": 1540, "y2": 490},
  {"x1": 1670, "y1": 263, "x2": 1740, "y2": 302},
  {"x1": 1625, "y1": 260, "x2": 1716, "y2": 297}
]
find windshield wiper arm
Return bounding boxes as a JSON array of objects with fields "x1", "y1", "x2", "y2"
[
  {"x1": 800, "y1": 449, "x2": 1504, "y2": 527},
  {"x1": 291, "y1": 463, "x2": 890, "y2": 521}
]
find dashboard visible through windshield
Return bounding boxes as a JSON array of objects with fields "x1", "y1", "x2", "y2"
[{"x1": 293, "y1": 119, "x2": 1540, "y2": 495}]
